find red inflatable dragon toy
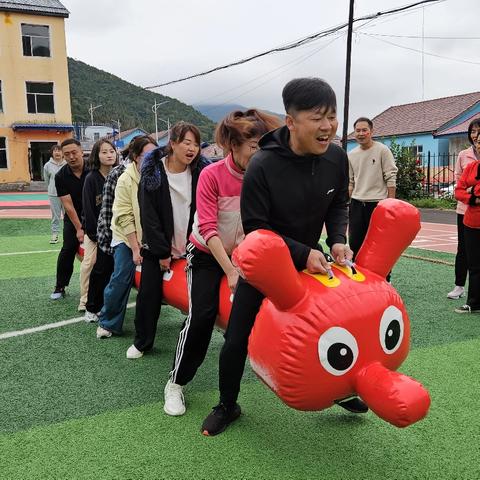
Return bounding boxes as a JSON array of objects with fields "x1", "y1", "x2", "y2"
[{"x1": 134, "y1": 198, "x2": 430, "y2": 427}]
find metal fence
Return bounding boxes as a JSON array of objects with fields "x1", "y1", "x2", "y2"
[{"x1": 418, "y1": 152, "x2": 457, "y2": 197}]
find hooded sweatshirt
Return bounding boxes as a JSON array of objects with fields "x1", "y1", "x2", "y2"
[
  {"x1": 241, "y1": 125, "x2": 349, "y2": 270},
  {"x1": 43, "y1": 158, "x2": 66, "y2": 196},
  {"x1": 111, "y1": 162, "x2": 142, "y2": 248}
]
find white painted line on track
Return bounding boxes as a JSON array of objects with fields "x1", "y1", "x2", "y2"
[
  {"x1": 0, "y1": 302, "x2": 136, "y2": 340},
  {"x1": 0, "y1": 249, "x2": 59, "y2": 256}
]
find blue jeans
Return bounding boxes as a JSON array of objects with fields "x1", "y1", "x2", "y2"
[{"x1": 98, "y1": 243, "x2": 135, "y2": 334}]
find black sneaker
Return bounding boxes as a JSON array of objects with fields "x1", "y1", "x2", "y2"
[
  {"x1": 454, "y1": 304, "x2": 480, "y2": 314},
  {"x1": 50, "y1": 287, "x2": 65, "y2": 300},
  {"x1": 201, "y1": 403, "x2": 241, "y2": 436},
  {"x1": 334, "y1": 397, "x2": 369, "y2": 414}
]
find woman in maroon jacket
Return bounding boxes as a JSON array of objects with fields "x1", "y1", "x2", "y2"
[{"x1": 454, "y1": 135, "x2": 480, "y2": 314}]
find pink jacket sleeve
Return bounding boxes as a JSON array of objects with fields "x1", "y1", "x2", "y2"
[{"x1": 196, "y1": 168, "x2": 220, "y2": 242}]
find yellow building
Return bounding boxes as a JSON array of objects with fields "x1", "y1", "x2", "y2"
[{"x1": 0, "y1": 0, "x2": 73, "y2": 189}]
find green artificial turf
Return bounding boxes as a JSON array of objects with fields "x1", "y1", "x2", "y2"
[
  {"x1": 0, "y1": 338, "x2": 478, "y2": 480},
  {"x1": 1, "y1": 218, "x2": 479, "y2": 479},
  {"x1": 0, "y1": 219, "x2": 51, "y2": 237}
]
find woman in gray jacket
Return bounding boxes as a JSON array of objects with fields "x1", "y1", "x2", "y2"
[{"x1": 43, "y1": 144, "x2": 66, "y2": 243}]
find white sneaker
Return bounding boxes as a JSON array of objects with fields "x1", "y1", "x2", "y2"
[
  {"x1": 49, "y1": 234, "x2": 59, "y2": 244},
  {"x1": 447, "y1": 286, "x2": 465, "y2": 299},
  {"x1": 126, "y1": 344, "x2": 143, "y2": 359},
  {"x1": 84, "y1": 311, "x2": 98, "y2": 323},
  {"x1": 96, "y1": 326, "x2": 112, "y2": 339},
  {"x1": 164, "y1": 380, "x2": 186, "y2": 416}
]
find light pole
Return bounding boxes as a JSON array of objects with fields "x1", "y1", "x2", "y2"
[
  {"x1": 152, "y1": 99, "x2": 169, "y2": 143},
  {"x1": 88, "y1": 103, "x2": 103, "y2": 126}
]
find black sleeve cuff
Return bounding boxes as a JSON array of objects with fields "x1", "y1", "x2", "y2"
[{"x1": 469, "y1": 194, "x2": 477, "y2": 206}]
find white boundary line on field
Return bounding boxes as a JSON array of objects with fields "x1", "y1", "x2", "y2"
[
  {"x1": 0, "y1": 302, "x2": 136, "y2": 340},
  {"x1": 0, "y1": 249, "x2": 60, "y2": 256}
]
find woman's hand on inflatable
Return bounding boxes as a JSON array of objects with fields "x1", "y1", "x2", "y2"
[
  {"x1": 132, "y1": 248, "x2": 143, "y2": 266},
  {"x1": 226, "y1": 269, "x2": 239, "y2": 292}
]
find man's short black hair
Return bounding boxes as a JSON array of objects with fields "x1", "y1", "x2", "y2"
[
  {"x1": 354, "y1": 117, "x2": 373, "y2": 129},
  {"x1": 282, "y1": 78, "x2": 336, "y2": 115},
  {"x1": 60, "y1": 138, "x2": 81, "y2": 149}
]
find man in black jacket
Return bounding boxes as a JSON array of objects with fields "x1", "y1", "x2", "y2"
[{"x1": 201, "y1": 77, "x2": 367, "y2": 436}]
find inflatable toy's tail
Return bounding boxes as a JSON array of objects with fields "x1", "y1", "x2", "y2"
[{"x1": 355, "y1": 199, "x2": 420, "y2": 279}]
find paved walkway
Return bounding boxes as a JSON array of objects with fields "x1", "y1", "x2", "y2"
[{"x1": 0, "y1": 193, "x2": 459, "y2": 254}]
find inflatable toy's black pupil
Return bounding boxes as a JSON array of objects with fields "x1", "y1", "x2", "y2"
[
  {"x1": 327, "y1": 343, "x2": 353, "y2": 371},
  {"x1": 385, "y1": 320, "x2": 401, "y2": 350}
]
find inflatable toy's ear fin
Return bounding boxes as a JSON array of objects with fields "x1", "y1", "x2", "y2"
[
  {"x1": 232, "y1": 230, "x2": 305, "y2": 311},
  {"x1": 355, "y1": 199, "x2": 420, "y2": 278}
]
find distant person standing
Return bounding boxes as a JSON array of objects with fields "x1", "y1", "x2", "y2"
[
  {"x1": 50, "y1": 139, "x2": 88, "y2": 300},
  {"x1": 348, "y1": 117, "x2": 398, "y2": 260},
  {"x1": 447, "y1": 118, "x2": 480, "y2": 300},
  {"x1": 43, "y1": 145, "x2": 66, "y2": 244},
  {"x1": 454, "y1": 134, "x2": 480, "y2": 314}
]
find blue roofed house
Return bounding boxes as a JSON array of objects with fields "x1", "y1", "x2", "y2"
[
  {"x1": 346, "y1": 92, "x2": 480, "y2": 190},
  {"x1": 347, "y1": 91, "x2": 480, "y2": 159}
]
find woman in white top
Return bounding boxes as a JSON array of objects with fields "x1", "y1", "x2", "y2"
[{"x1": 126, "y1": 122, "x2": 210, "y2": 359}]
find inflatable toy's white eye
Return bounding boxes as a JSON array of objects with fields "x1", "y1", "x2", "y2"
[
  {"x1": 379, "y1": 306, "x2": 404, "y2": 354},
  {"x1": 318, "y1": 327, "x2": 359, "y2": 376}
]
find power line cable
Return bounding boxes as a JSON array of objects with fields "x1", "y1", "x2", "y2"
[
  {"x1": 365, "y1": 33, "x2": 480, "y2": 40},
  {"x1": 193, "y1": 33, "x2": 345, "y2": 113},
  {"x1": 360, "y1": 32, "x2": 480, "y2": 66},
  {"x1": 144, "y1": 0, "x2": 443, "y2": 89}
]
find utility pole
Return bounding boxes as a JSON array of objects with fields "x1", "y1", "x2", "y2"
[
  {"x1": 342, "y1": 0, "x2": 355, "y2": 150},
  {"x1": 88, "y1": 103, "x2": 102, "y2": 126}
]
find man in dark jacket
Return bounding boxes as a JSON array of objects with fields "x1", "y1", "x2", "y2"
[{"x1": 201, "y1": 77, "x2": 366, "y2": 436}]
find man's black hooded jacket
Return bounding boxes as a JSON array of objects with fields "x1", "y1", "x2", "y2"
[{"x1": 241, "y1": 125, "x2": 349, "y2": 270}]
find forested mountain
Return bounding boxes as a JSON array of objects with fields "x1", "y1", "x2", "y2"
[
  {"x1": 68, "y1": 58, "x2": 216, "y2": 141},
  {"x1": 194, "y1": 103, "x2": 285, "y2": 123}
]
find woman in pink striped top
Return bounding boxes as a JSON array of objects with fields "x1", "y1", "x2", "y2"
[{"x1": 163, "y1": 109, "x2": 282, "y2": 416}]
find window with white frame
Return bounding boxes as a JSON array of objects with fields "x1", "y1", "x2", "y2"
[
  {"x1": 0, "y1": 137, "x2": 7, "y2": 169},
  {"x1": 0, "y1": 80, "x2": 3, "y2": 112},
  {"x1": 21, "y1": 24, "x2": 51, "y2": 57},
  {"x1": 26, "y1": 82, "x2": 54, "y2": 114}
]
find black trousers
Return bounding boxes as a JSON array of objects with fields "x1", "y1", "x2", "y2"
[
  {"x1": 348, "y1": 198, "x2": 379, "y2": 258},
  {"x1": 464, "y1": 225, "x2": 480, "y2": 310},
  {"x1": 86, "y1": 248, "x2": 114, "y2": 314},
  {"x1": 55, "y1": 220, "x2": 79, "y2": 289},
  {"x1": 133, "y1": 253, "x2": 164, "y2": 352},
  {"x1": 171, "y1": 244, "x2": 225, "y2": 386},
  {"x1": 455, "y1": 214, "x2": 468, "y2": 287},
  {"x1": 219, "y1": 277, "x2": 264, "y2": 406}
]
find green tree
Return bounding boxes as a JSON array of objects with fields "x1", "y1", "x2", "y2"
[{"x1": 389, "y1": 138, "x2": 425, "y2": 199}]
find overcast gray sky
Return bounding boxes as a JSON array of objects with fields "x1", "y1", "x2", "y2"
[{"x1": 61, "y1": 0, "x2": 479, "y2": 130}]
